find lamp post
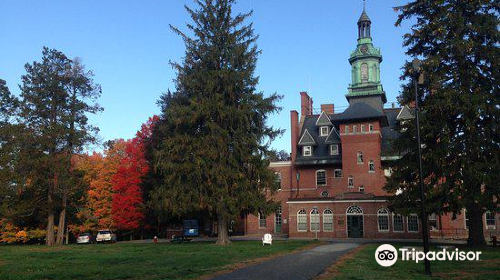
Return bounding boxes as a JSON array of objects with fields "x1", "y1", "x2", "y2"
[{"x1": 412, "y1": 58, "x2": 431, "y2": 276}]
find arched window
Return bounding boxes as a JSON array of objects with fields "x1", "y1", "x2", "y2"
[
  {"x1": 377, "y1": 208, "x2": 390, "y2": 232},
  {"x1": 310, "y1": 208, "x2": 320, "y2": 232},
  {"x1": 275, "y1": 172, "x2": 282, "y2": 190},
  {"x1": 346, "y1": 205, "x2": 363, "y2": 215},
  {"x1": 316, "y1": 170, "x2": 326, "y2": 186},
  {"x1": 323, "y1": 209, "x2": 334, "y2": 232},
  {"x1": 321, "y1": 190, "x2": 329, "y2": 197},
  {"x1": 369, "y1": 160, "x2": 375, "y2": 172},
  {"x1": 297, "y1": 209, "x2": 307, "y2": 232},
  {"x1": 348, "y1": 176, "x2": 354, "y2": 189},
  {"x1": 361, "y1": 63, "x2": 369, "y2": 82},
  {"x1": 357, "y1": 151, "x2": 364, "y2": 164}
]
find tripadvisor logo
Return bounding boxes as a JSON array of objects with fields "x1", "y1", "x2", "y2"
[{"x1": 375, "y1": 244, "x2": 482, "y2": 267}]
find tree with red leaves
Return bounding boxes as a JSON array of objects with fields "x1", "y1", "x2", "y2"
[{"x1": 111, "y1": 137, "x2": 149, "y2": 232}]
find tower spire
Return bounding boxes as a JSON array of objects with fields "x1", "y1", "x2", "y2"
[{"x1": 357, "y1": 1, "x2": 371, "y2": 39}]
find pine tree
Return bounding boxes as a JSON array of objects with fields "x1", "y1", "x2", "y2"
[
  {"x1": 386, "y1": 1, "x2": 499, "y2": 246},
  {"x1": 154, "y1": 0, "x2": 282, "y2": 245},
  {"x1": 18, "y1": 47, "x2": 102, "y2": 245}
]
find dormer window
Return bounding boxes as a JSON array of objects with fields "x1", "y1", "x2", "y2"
[
  {"x1": 345, "y1": 126, "x2": 349, "y2": 134},
  {"x1": 369, "y1": 124, "x2": 374, "y2": 132},
  {"x1": 303, "y1": 146, "x2": 312, "y2": 156},
  {"x1": 320, "y1": 126, "x2": 329, "y2": 136},
  {"x1": 330, "y1": 144, "x2": 339, "y2": 155},
  {"x1": 361, "y1": 125, "x2": 365, "y2": 132},
  {"x1": 353, "y1": 125, "x2": 357, "y2": 133}
]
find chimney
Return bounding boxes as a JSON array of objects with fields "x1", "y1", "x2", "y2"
[
  {"x1": 300, "y1": 91, "x2": 313, "y2": 117},
  {"x1": 290, "y1": 110, "x2": 299, "y2": 162},
  {"x1": 320, "y1": 104, "x2": 334, "y2": 114}
]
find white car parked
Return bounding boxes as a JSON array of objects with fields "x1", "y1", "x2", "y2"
[
  {"x1": 96, "y1": 230, "x2": 116, "y2": 243},
  {"x1": 76, "y1": 233, "x2": 93, "y2": 244}
]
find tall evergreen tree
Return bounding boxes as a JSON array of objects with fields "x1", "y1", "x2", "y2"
[
  {"x1": 18, "y1": 47, "x2": 101, "y2": 245},
  {"x1": 386, "y1": 1, "x2": 499, "y2": 246},
  {"x1": 154, "y1": 0, "x2": 282, "y2": 245}
]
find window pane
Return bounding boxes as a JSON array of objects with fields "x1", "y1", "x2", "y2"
[
  {"x1": 316, "y1": 171, "x2": 326, "y2": 185},
  {"x1": 408, "y1": 215, "x2": 419, "y2": 232},
  {"x1": 393, "y1": 215, "x2": 404, "y2": 232}
]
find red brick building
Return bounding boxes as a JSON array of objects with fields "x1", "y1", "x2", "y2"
[{"x1": 244, "y1": 8, "x2": 498, "y2": 240}]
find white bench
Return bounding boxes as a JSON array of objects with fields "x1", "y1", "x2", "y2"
[{"x1": 262, "y1": 233, "x2": 272, "y2": 245}]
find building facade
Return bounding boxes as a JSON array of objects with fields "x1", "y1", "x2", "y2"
[{"x1": 244, "y1": 8, "x2": 499, "y2": 240}]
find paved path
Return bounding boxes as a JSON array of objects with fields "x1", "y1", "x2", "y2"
[{"x1": 210, "y1": 242, "x2": 359, "y2": 280}]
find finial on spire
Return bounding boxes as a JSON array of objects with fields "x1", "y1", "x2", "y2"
[{"x1": 363, "y1": 0, "x2": 366, "y2": 11}]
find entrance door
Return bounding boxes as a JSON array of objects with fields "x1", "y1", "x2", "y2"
[
  {"x1": 347, "y1": 215, "x2": 363, "y2": 238},
  {"x1": 275, "y1": 207, "x2": 282, "y2": 234}
]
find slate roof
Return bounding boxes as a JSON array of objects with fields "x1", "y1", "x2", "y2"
[
  {"x1": 316, "y1": 111, "x2": 332, "y2": 126},
  {"x1": 295, "y1": 105, "x2": 401, "y2": 166},
  {"x1": 298, "y1": 129, "x2": 316, "y2": 146},
  {"x1": 381, "y1": 108, "x2": 401, "y2": 157}
]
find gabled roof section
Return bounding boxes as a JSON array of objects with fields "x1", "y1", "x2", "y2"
[
  {"x1": 298, "y1": 129, "x2": 316, "y2": 146},
  {"x1": 315, "y1": 111, "x2": 332, "y2": 126},
  {"x1": 325, "y1": 127, "x2": 341, "y2": 144},
  {"x1": 396, "y1": 105, "x2": 414, "y2": 121}
]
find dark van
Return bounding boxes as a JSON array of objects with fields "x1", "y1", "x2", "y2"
[{"x1": 183, "y1": 219, "x2": 199, "y2": 237}]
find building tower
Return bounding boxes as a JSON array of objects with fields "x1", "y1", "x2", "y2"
[{"x1": 346, "y1": 5, "x2": 387, "y2": 110}]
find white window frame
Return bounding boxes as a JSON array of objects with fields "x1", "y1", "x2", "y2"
[
  {"x1": 258, "y1": 212, "x2": 266, "y2": 229},
  {"x1": 368, "y1": 160, "x2": 375, "y2": 173},
  {"x1": 384, "y1": 168, "x2": 392, "y2": 177},
  {"x1": 334, "y1": 169, "x2": 343, "y2": 178},
  {"x1": 316, "y1": 170, "x2": 327, "y2": 186},
  {"x1": 393, "y1": 214, "x2": 404, "y2": 232},
  {"x1": 348, "y1": 176, "x2": 354, "y2": 189},
  {"x1": 345, "y1": 126, "x2": 349, "y2": 134},
  {"x1": 357, "y1": 151, "x2": 364, "y2": 164},
  {"x1": 359, "y1": 185, "x2": 365, "y2": 192},
  {"x1": 353, "y1": 125, "x2": 357, "y2": 133},
  {"x1": 275, "y1": 172, "x2": 282, "y2": 191},
  {"x1": 361, "y1": 124, "x2": 365, "y2": 133},
  {"x1": 407, "y1": 214, "x2": 419, "y2": 233},
  {"x1": 369, "y1": 123, "x2": 374, "y2": 132},
  {"x1": 323, "y1": 209, "x2": 334, "y2": 232},
  {"x1": 320, "y1": 126, "x2": 329, "y2": 136},
  {"x1": 377, "y1": 208, "x2": 390, "y2": 232},
  {"x1": 297, "y1": 209, "x2": 307, "y2": 232},
  {"x1": 429, "y1": 213, "x2": 438, "y2": 230},
  {"x1": 330, "y1": 144, "x2": 339, "y2": 155},
  {"x1": 310, "y1": 208, "x2": 320, "y2": 232},
  {"x1": 303, "y1": 146, "x2": 312, "y2": 157},
  {"x1": 485, "y1": 211, "x2": 496, "y2": 229},
  {"x1": 321, "y1": 190, "x2": 329, "y2": 197}
]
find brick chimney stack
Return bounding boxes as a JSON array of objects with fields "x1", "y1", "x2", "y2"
[
  {"x1": 300, "y1": 91, "x2": 313, "y2": 117},
  {"x1": 290, "y1": 110, "x2": 299, "y2": 162},
  {"x1": 320, "y1": 104, "x2": 334, "y2": 114}
]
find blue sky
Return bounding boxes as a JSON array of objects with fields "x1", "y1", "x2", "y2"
[{"x1": 0, "y1": 0, "x2": 412, "y2": 153}]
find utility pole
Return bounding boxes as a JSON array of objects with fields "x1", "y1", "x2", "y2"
[{"x1": 412, "y1": 58, "x2": 431, "y2": 276}]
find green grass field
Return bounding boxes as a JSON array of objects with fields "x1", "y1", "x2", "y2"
[
  {"x1": 0, "y1": 240, "x2": 311, "y2": 280},
  {"x1": 331, "y1": 244, "x2": 500, "y2": 280}
]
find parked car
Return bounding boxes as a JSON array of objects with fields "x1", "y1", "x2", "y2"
[
  {"x1": 76, "y1": 233, "x2": 93, "y2": 244},
  {"x1": 96, "y1": 230, "x2": 116, "y2": 243},
  {"x1": 183, "y1": 219, "x2": 199, "y2": 237}
]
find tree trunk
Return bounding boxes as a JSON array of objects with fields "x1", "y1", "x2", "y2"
[
  {"x1": 55, "y1": 191, "x2": 67, "y2": 245},
  {"x1": 46, "y1": 191, "x2": 55, "y2": 246},
  {"x1": 466, "y1": 203, "x2": 486, "y2": 246},
  {"x1": 216, "y1": 214, "x2": 230, "y2": 245}
]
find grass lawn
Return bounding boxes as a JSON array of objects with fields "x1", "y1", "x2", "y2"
[
  {"x1": 331, "y1": 244, "x2": 500, "y2": 280},
  {"x1": 0, "y1": 240, "x2": 311, "y2": 280}
]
